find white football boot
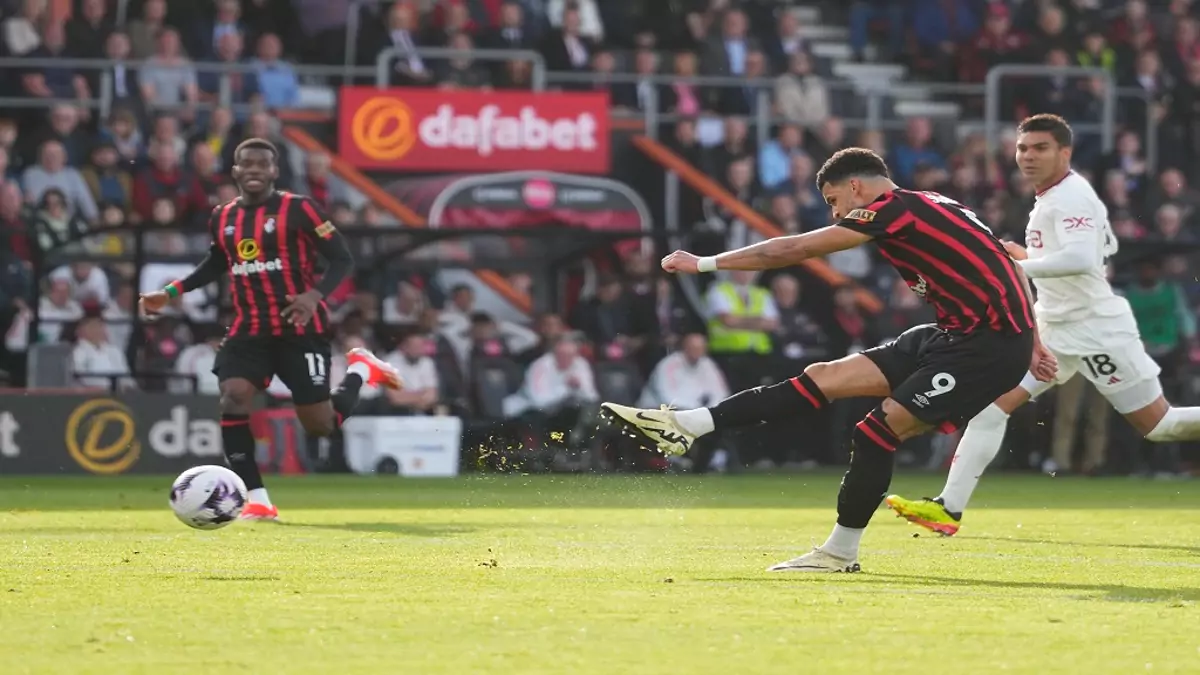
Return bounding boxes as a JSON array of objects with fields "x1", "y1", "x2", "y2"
[
  {"x1": 767, "y1": 547, "x2": 861, "y2": 573},
  {"x1": 600, "y1": 403, "x2": 695, "y2": 456}
]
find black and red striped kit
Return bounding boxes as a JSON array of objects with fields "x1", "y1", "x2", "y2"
[{"x1": 838, "y1": 189, "x2": 1036, "y2": 434}]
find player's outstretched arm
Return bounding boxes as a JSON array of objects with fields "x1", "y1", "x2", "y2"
[
  {"x1": 662, "y1": 226, "x2": 872, "y2": 274},
  {"x1": 139, "y1": 242, "x2": 228, "y2": 317}
]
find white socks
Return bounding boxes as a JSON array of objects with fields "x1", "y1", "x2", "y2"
[
  {"x1": 821, "y1": 524, "x2": 864, "y2": 559},
  {"x1": 248, "y1": 488, "x2": 272, "y2": 506},
  {"x1": 938, "y1": 403, "x2": 1009, "y2": 514},
  {"x1": 1146, "y1": 406, "x2": 1200, "y2": 442},
  {"x1": 673, "y1": 408, "x2": 715, "y2": 436},
  {"x1": 347, "y1": 361, "x2": 372, "y2": 382}
]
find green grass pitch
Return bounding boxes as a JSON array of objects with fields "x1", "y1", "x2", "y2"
[{"x1": 1, "y1": 473, "x2": 1198, "y2": 674}]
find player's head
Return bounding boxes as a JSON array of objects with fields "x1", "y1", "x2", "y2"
[
  {"x1": 1015, "y1": 114, "x2": 1072, "y2": 187},
  {"x1": 231, "y1": 138, "x2": 279, "y2": 199},
  {"x1": 815, "y1": 147, "x2": 892, "y2": 219}
]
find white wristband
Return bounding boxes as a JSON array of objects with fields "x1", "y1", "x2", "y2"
[{"x1": 697, "y1": 256, "x2": 718, "y2": 273}]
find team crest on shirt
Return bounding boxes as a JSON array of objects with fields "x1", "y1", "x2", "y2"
[
  {"x1": 911, "y1": 275, "x2": 928, "y2": 298},
  {"x1": 314, "y1": 220, "x2": 337, "y2": 239},
  {"x1": 237, "y1": 239, "x2": 261, "y2": 261},
  {"x1": 845, "y1": 208, "x2": 876, "y2": 223},
  {"x1": 264, "y1": 217, "x2": 276, "y2": 233}
]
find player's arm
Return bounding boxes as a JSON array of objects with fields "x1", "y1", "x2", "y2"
[
  {"x1": 282, "y1": 198, "x2": 355, "y2": 326},
  {"x1": 697, "y1": 226, "x2": 872, "y2": 272},
  {"x1": 141, "y1": 208, "x2": 229, "y2": 316},
  {"x1": 1014, "y1": 201, "x2": 1104, "y2": 279}
]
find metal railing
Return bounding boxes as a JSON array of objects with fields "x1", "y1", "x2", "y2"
[
  {"x1": 985, "y1": 65, "x2": 1117, "y2": 157},
  {"x1": 373, "y1": 46, "x2": 546, "y2": 90}
]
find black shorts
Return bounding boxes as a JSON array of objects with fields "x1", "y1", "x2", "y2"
[
  {"x1": 863, "y1": 324, "x2": 1033, "y2": 433},
  {"x1": 213, "y1": 334, "x2": 333, "y2": 406}
]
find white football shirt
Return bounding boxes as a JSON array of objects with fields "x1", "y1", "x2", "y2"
[{"x1": 1022, "y1": 171, "x2": 1127, "y2": 324}]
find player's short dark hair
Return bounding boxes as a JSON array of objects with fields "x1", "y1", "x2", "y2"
[
  {"x1": 815, "y1": 147, "x2": 890, "y2": 189},
  {"x1": 234, "y1": 137, "x2": 278, "y2": 162},
  {"x1": 1017, "y1": 114, "x2": 1073, "y2": 148}
]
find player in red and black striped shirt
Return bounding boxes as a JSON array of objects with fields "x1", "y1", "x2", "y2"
[
  {"x1": 601, "y1": 147, "x2": 1057, "y2": 572},
  {"x1": 140, "y1": 138, "x2": 402, "y2": 520}
]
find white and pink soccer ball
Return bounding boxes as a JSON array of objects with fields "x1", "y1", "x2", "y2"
[{"x1": 169, "y1": 465, "x2": 248, "y2": 530}]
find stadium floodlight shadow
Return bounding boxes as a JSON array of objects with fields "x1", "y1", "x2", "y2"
[
  {"x1": 696, "y1": 573, "x2": 1200, "y2": 602},
  {"x1": 279, "y1": 521, "x2": 478, "y2": 537},
  {"x1": 967, "y1": 535, "x2": 1200, "y2": 556}
]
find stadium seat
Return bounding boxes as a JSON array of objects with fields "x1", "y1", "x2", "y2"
[
  {"x1": 594, "y1": 360, "x2": 643, "y2": 406},
  {"x1": 27, "y1": 343, "x2": 76, "y2": 389}
]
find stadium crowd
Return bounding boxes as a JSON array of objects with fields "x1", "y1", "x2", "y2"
[{"x1": 0, "y1": 0, "x2": 1198, "y2": 475}]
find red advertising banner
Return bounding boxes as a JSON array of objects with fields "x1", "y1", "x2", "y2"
[{"x1": 337, "y1": 87, "x2": 611, "y2": 174}]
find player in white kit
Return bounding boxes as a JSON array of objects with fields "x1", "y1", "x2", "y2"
[{"x1": 886, "y1": 114, "x2": 1200, "y2": 535}]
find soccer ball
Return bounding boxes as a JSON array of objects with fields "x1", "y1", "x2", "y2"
[{"x1": 169, "y1": 465, "x2": 248, "y2": 530}]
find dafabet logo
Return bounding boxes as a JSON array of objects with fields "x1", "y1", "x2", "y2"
[{"x1": 339, "y1": 87, "x2": 611, "y2": 174}]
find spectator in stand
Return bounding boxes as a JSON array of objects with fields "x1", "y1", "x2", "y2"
[
  {"x1": 1154, "y1": 204, "x2": 1192, "y2": 242},
  {"x1": 762, "y1": 8, "x2": 806, "y2": 73},
  {"x1": 81, "y1": 141, "x2": 132, "y2": 211},
  {"x1": 702, "y1": 8, "x2": 756, "y2": 77},
  {"x1": 661, "y1": 50, "x2": 703, "y2": 116},
  {"x1": 383, "y1": 280, "x2": 427, "y2": 326},
  {"x1": 1098, "y1": 129, "x2": 1150, "y2": 202},
  {"x1": 570, "y1": 275, "x2": 648, "y2": 360},
  {"x1": 589, "y1": 47, "x2": 619, "y2": 100},
  {"x1": 707, "y1": 116, "x2": 751, "y2": 188},
  {"x1": 171, "y1": 328, "x2": 223, "y2": 394},
  {"x1": 251, "y1": 33, "x2": 300, "y2": 109},
  {"x1": 38, "y1": 277, "x2": 82, "y2": 343},
  {"x1": 548, "y1": 0, "x2": 603, "y2": 43},
  {"x1": 891, "y1": 117, "x2": 946, "y2": 187},
  {"x1": 437, "y1": 33, "x2": 493, "y2": 89},
  {"x1": 377, "y1": 2, "x2": 432, "y2": 87},
  {"x1": 960, "y1": 3, "x2": 1027, "y2": 83},
  {"x1": 484, "y1": 2, "x2": 536, "y2": 51},
  {"x1": 190, "y1": 106, "x2": 236, "y2": 170},
  {"x1": 911, "y1": 0, "x2": 978, "y2": 80},
  {"x1": 94, "y1": 32, "x2": 145, "y2": 123},
  {"x1": 515, "y1": 312, "x2": 568, "y2": 365},
  {"x1": 757, "y1": 122, "x2": 803, "y2": 191},
  {"x1": 182, "y1": 143, "x2": 223, "y2": 221},
  {"x1": 705, "y1": 269, "x2": 777, "y2": 359},
  {"x1": 31, "y1": 188, "x2": 87, "y2": 250},
  {"x1": 302, "y1": 152, "x2": 343, "y2": 210},
  {"x1": 0, "y1": 183, "x2": 32, "y2": 260},
  {"x1": 439, "y1": 284, "x2": 537, "y2": 357},
  {"x1": 808, "y1": 117, "x2": 846, "y2": 167},
  {"x1": 384, "y1": 331, "x2": 442, "y2": 414},
  {"x1": 128, "y1": 0, "x2": 168, "y2": 59},
  {"x1": 503, "y1": 335, "x2": 599, "y2": 453},
  {"x1": 100, "y1": 108, "x2": 146, "y2": 166},
  {"x1": 786, "y1": 152, "x2": 829, "y2": 229},
  {"x1": 199, "y1": 32, "x2": 260, "y2": 108},
  {"x1": 21, "y1": 105, "x2": 90, "y2": 169},
  {"x1": 72, "y1": 314, "x2": 133, "y2": 390},
  {"x1": 719, "y1": 157, "x2": 759, "y2": 230},
  {"x1": 770, "y1": 274, "x2": 832, "y2": 365},
  {"x1": 1155, "y1": 168, "x2": 1200, "y2": 220},
  {"x1": 424, "y1": 0, "x2": 476, "y2": 46},
  {"x1": 140, "y1": 28, "x2": 199, "y2": 123},
  {"x1": 51, "y1": 262, "x2": 110, "y2": 307},
  {"x1": 1170, "y1": 58, "x2": 1200, "y2": 177},
  {"x1": 150, "y1": 114, "x2": 188, "y2": 161},
  {"x1": 1077, "y1": 26, "x2": 1118, "y2": 73},
  {"x1": 612, "y1": 48, "x2": 660, "y2": 112},
  {"x1": 197, "y1": 0, "x2": 247, "y2": 59},
  {"x1": 131, "y1": 142, "x2": 186, "y2": 224},
  {"x1": 767, "y1": 192, "x2": 800, "y2": 234},
  {"x1": 1031, "y1": 4, "x2": 1074, "y2": 62},
  {"x1": 24, "y1": 22, "x2": 91, "y2": 104},
  {"x1": 22, "y1": 140, "x2": 98, "y2": 223},
  {"x1": 66, "y1": 0, "x2": 114, "y2": 60},
  {"x1": 2, "y1": 0, "x2": 44, "y2": 58},
  {"x1": 541, "y1": 3, "x2": 593, "y2": 86},
  {"x1": 716, "y1": 48, "x2": 767, "y2": 116},
  {"x1": 848, "y1": 0, "x2": 906, "y2": 62},
  {"x1": 102, "y1": 282, "x2": 135, "y2": 351},
  {"x1": 1165, "y1": 17, "x2": 1200, "y2": 81},
  {"x1": 774, "y1": 51, "x2": 829, "y2": 129}
]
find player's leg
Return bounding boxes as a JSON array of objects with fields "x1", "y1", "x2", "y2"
[
  {"x1": 886, "y1": 369, "x2": 1060, "y2": 534},
  {"x1": 601, "y1": 325, "x2": 935, "y2": 456},
  {"x1": 212, "y1": 337, "x2": 275, "y2": 518},
  {"x1": 1073, "y1": 339, "x2": 1200, "y2": 442},
  {"x1": 282, "y1": 337, "x2": 401, "y2": 437}
]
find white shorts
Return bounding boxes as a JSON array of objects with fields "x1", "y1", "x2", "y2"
[{"x1": 1020, "y1": 321, "x2": 1162, "y2": 414}]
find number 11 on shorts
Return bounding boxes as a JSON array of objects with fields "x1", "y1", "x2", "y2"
[{"x1": 305, "y1": 353, "x2": 326, "y2": 379}]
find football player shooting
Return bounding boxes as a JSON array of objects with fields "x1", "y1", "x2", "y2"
[
  {"x1": 140, "y1": 138, "x2": 401, "y2": 520},
  {"x1": 887, "y1": 114, "x2": 1200, "y2": 536},
  {"x1": 603, "y1": 147, "x2": 1056, "y2": 572}
]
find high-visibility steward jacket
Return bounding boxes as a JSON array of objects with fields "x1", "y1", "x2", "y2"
[{"x1": 707, "y1": 282, "x2": 773, "y2": 354}]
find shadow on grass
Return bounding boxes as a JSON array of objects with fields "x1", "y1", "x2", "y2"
[
  {"x1": 280, "y1": 521, "x2": 477, "y2": 537},
  {"x1": 968, "y1": 535, "x2": 1200, "y2": 556},
  {"x1": 698, "y1": 572, "x2": 1200, "y2": 602}
]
